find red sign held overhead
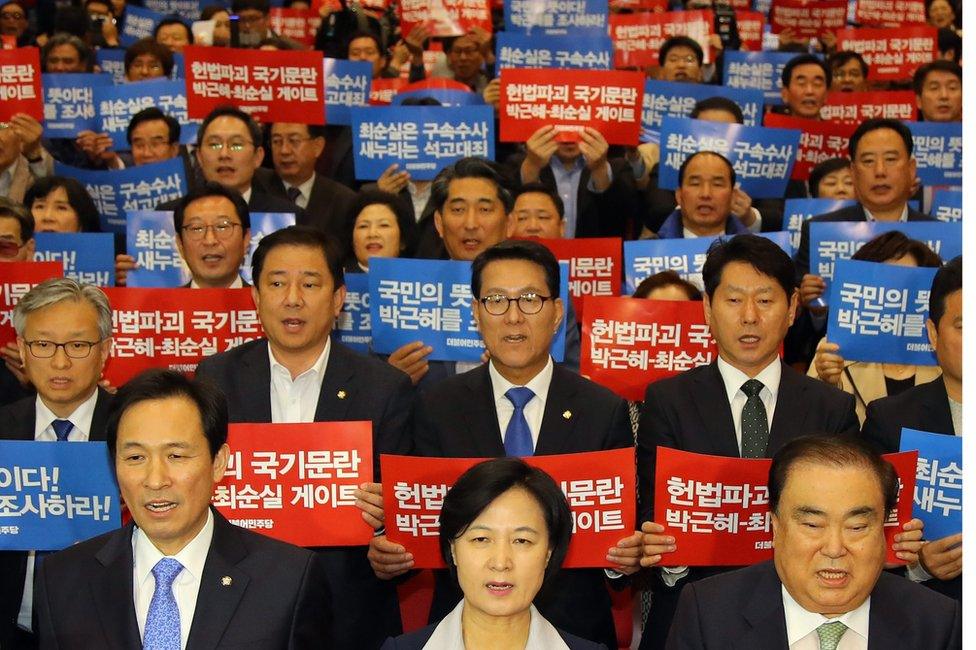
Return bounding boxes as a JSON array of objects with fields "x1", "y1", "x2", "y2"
[
  {"x1": 535, "y1": 238, "x2": 622, "y2": 315},
  {"x1": 764, "y1": 113, "x2": 856, "y2": 181},
  {"x1": 268, "y1": 8, "x2": 322, "y2": 47},
  {"x1": 819, "y1": 90, "x2": 918, "y2": 126},
  {"x1": 855, "y1": 0, "x2": 927, "y2": 28},
  {"x1": 0, "y1": 47, "x2": 42, "y2": 121},
  {"x1": 734, "y1": 11, "x2": 765, "y2": 52},
  {"x1": 0, "y1": 262, "x2": 62, "y2": 347},
  {"x1": 769, "y1": 0, "x2": 847, "y2": 38},
  {"x1": 609, "y1": 0, "x2": 668, "y2": 10},
  {"x1": 370, "y1": 77, "x2": 408, "y2": 105},
  {"x1": 398, "y1": 0, "x2": 493, "y2": 38},
  {"x1": 835, "y1": 26, "x2": 937, "y2": 82},
  {"x1": 609, "y1": 10, "x2": 713, "y2": 69}
]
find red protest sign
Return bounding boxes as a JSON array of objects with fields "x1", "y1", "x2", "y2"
[
  {"x1": 100, "y1": 288, "x2": 263, "y2": 386},
  {"x1": 609, "y1": 10, "x2": 713, "y2": 68},
  {"x1": 609, "y1": 0, "x2": 668, "y2": 10},
  {"x1": 268, "y1": 8, "x2": 322, "y2": 47},
  {"x1": 536, "y1": 238, "x2": 622, "y2": 315},
  {"x1": 581, "y1": 297, "x2": 715, "y2": 402},
  {"x1": 819, "y1": 90, "x2": 918, "y2": 126},
  {"x1": 310, "y1": 0, "x2": 342, "y2": 14},
  {"x1": 396, "y1": 45, "x2": 443, "y2": 80},
  {"x1": 769, "y1": 0, "x2": 847, "y2": 38},
  {"x1": 855, "y1": 0, "x2": 926, "y2": 27},
  {"x1": 835, "y1": 27, "x2": 937, "y2": 81},
  {"x1": 763, "y1": 113, "x2": 855, "y2": 181},
  {"x1": 398, "y1": 0, "x2": 492, "y2": 38},
  {"x1": 0, "y1": 262, "x2": 62, "y2": 347},
  {"x1": 0, "y1": 47, "x2": 42, "y2": 121},
  {"x1": 383, "y1": 448, "x2": 636, "y2": 568},
  {"x1": 370, "y1": 77, "x2": 408, "y2": 105},
  {"x1": 883, "y1": 450, "x2": 917, "y2": 564},
  {"x1": 734, "y1": 11, "x2": 765, "y2": 51},
  {"x1": 214, "y1": 422, "x2": 374, "y2": 547},
  {"x1": 183, "y1": 46, "x2": 325, "y2": 124},
  {"x1": 499, "y1": 68, "x2": 644, "y2": 145}
]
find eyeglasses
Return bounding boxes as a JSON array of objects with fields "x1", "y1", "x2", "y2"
[
  {"x1": 181, "y1": 220, "x2": 242, "y2": 241},
  {"x1": 129, "y1": 61, "x2": 162, "y2": 73},
  {"x1": 270, "y1": 135, "x2": 312, "y2": 149},
  {"x1": 24, "y1": 339, "x2": 102, "y2": 359},
  {"x1": 0, "y1": 11, "x2": 25, "y2": 19},
  {"x1": 204, "y1": 139, "x2": 253, "y2": 153},
  {"x1": 479, "y1": 293, "x2": 552, "y2": 316}
]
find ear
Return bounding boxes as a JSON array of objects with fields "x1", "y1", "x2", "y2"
[
  {"x1": 211, "y1": 442, "x2": 230, "y2": 482},
  {"x1": 786, "y1": 288, "x2": 799, "y2": 327},
  {"x1": 702, "y1": 291, "x2": 712, "y2": 327},
  {"x1": 770, "y1": 511, "x2": 779, "y2": 548},
  {"x1": 505, "y1": 212, "x2": 517, "y2": 238},
  {"x1": 551, "y1": 297, "x2": 564, "y2": 335},
  {"x1": 311, "y1": 137, "x2": 326, "y2": 159},
  {"x1": 250, "y1": 284, "x2": 261, "y2": 309},
  {"x1": 673, "y1": 186, "x2": 684, "y2": 209},
  {"x1": 434, "y1": 210, "x2": 445, "y2": 238},
  {"x1": 253, "y1": 145, "x2": 265, "y2": 168},
  {"x1": 241, "y1": 228, "x2": 252, "y2": 252},
  {"x1": 926, "y1": 317, "x2": 938, "y2": 350},
  {"x1": 332, "y1": 284, "x2": 347, "y2": 320},
  {"x1": 23, "y1": 237, "x2": 34, "y2": 258},
  {"x1": 779, "y1": 86, "x2": 789, "y2": 105}
]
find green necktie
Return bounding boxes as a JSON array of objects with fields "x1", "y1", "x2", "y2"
[{"x1": 816, "y1": 620, "x2": 848, "y2": 650}]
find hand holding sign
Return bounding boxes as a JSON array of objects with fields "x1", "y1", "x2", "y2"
[
  {"x1": 639, "y1": 520, "x2": 677, "y2": 567},
  {"x1": 811, "y1": 339, "x2": 844, "y2": 388},
  {"x1": 387, "y1": 340, "x2": 433, "y2": 385},
  {"x1": 521, "y1": 125, "x2": 560, "y2": 182},
  {"x1": 579, "y1": 127, "x2": 611, "y2": 189},
  {"x1": 368, "y1": 534, "x2": 415, "y2": 580},
  {"x1": 919, "y1": 533, "x2": 962, "y2": 580}
]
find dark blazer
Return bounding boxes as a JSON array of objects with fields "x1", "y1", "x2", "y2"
[
  {"x1": 382, "y1": 621, "x2": 607, "y2": 649},
  {"x1": 665, "y1": 560, "x2": 961, "y2": 650},
  {"x1": 267, "y1": 172, "x2": 357, "y2": 240},
  {"x1": 412, "y1": 363, "x2": 633, "y2": 649},
  {"x1": 34, "y1": 509, "x2": 331, "y2": 650},
  {"x1": 654, "y1": 209, "x2": 749, "y2": 239},
  {"x1": 195, "y1": 338, "x2": 414, "y2": 650},
  {"x1": 0, "y1": 389, "x2": 113, "y2": 650}
]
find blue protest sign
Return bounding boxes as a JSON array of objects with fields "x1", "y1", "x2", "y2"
[
  {"x1": 351, "y1": 106, "x2": 495, "y2": 181},
  {"x1": 391, "y1": 88, "x2": 484, "y2": 107},
  {"x1": 94, "y1": 80, "x2": 198, "y2": 151},
  {"x1": 782, "y1": 198, "x2": 857, "y2": 251},
  {"x1": 369, "y1": 257, "x2": 567, "y2": 363},
  {"x1": 931, "y1": 190, "x2": 961, "y2": 223},
  {"x1": 659, "y1": 116, "x2": 801, "y2": 199},
  {"x1": 0, "y1": 440, "x2": 120, "y2": 551},
  {"x1": 723, "y1": 50, "x2": 803, "y2": 105},
  {"x1": 55, "y1": 157, "x2": 188, "y2": 234},
  {"x1": 495, "y1": 33, "x2": 613, "y2": 70},
  {"x1": 827, "y1": 260, "x2": 937, "y2": 365},
  {"x1": 95, "y1": 49, "x2": 127, "y2": 84},
  {"x1": 125, "y1": 210, "x2": 189, "y2": 287},
  {"x1": 336, "y1": 272, "x2": 370, "y2": 354},
  {"x1": 504, "y1": 0, "x2": 607, "y2": 35},
  {"x1": 144, "y1": 0, "x2": 202, "y2": 21},
  {"x1": 323, "y1": 58, "x2": 371, "y2": 126},
  {"x1": 33, "y1": 233, "x2": 115, "y2": 287},
  {"x1": 641, "y1": 80, "x2": 764, "y2": 143},
  {"x1": 119, "y1": 4, "x2": 165, "y2": 47},
  {"x1": 900, "y1": 428, "x2": 961, "y2": 540},
  {"x1": 241, "y1": 212, "x2": 296, "y2": 285},
  {"x1": 907, "y1": 121, "x2": 962, "y2": 186},
  {"x1": 41, "y1": 73, "x2": 113, "y2": 138}
]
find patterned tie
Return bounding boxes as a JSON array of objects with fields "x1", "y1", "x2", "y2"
[
  {"x1": 143, "y1": 557, "x2": 183, "y2": 650},
  {"x1": 51, "y1": 419, "x2": 73, "y2": 442},
  {"x1": 504, "y1": 387, "x2": 535, "y2": 457},
  {"x1": 286, "y1": 186, "x2": 302, "y2": 204},
  {"x1": 816, "y1": 620, "x2": 848, "y2": 650},
  {"x1": 739, "y1": 379, "x2": 769, "y2": 458}
]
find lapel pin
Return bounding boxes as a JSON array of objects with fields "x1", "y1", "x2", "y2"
[
  {"x1": 562, "y1": 410, "x2": 572, "y2": 420},
  {"x1": 221, "y1": 576, "x2": 233, "y2": 587},
  {"x1": 337, "y1": 390, "x2": 347, "y2": 400}
]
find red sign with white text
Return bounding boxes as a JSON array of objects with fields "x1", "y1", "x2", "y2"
[
  {"x1": 609, "y1": 10, "x2": 713, "y2": 68},
  {"x1": 764, "y1": 113, "x2": 855, "y2": 181},
  {"x1": 855, "y1": 0, "x2": 926, "y2": 28},
  {"x1": 835, "y1": 27, "x2": 937, "y2": 81},
  {"x1": 0, "y1": 47, "x2": 42, "y2": 121},
  {"x1": 734, "y1": 11, "x2": 764, "y2": 51},
  {"x1": 369, "y1": 77, "x2": 408, "y2": 105},
  {"x1": 100, "y1": 288, "x2": 262, "y2": 386},
  {"x1": 184, "y1": 46, "x2": 325, "y2": 123},
  {"x1": 581, "y1": 297, "x2": 715, "y2": 402},
  {"x1": 397, "y1": 45, "x2": 443, "y2": 80},
  {"x1": 398, "y1": 0, "x2": 492, "y2": 38},
  {"x1": 0, "y1": 262, "x2": 62, "y2": 347},
  {"x1": 383, "y1": 449, "x2": 636, "y2": 568},
  {"x1": 819, "y1": 90, "x2": 918, "y2": 126},
  {"x1": 214, "y1": 422, "x2": 374, "y2": 546},
  {"x1": 609, "y1": 0, "x2": 668, "y2": 10},
  {"x1": 536, "y1": 238, "x2": 621, "y2": 315},
  {"x1": 500, "y1": 68, "x2": 644, "y2": 145},
  {"x1": 268, "y1": 8, "x2": 322, "y2": 47},
  {"x1": 654, "y1": 448, "x2": 917, "y2": 566},
  {"x1": 769, "y1": 0, "x2": 847, "y2": 38}
]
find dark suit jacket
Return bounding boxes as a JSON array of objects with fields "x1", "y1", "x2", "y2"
[
  {"x1": 0, "y1": 389, "x2": 113, "y2": 650},
  {"x1": 665, "y1": 560, "x2": 961, "y2": 650},
  {"x1": 267, "y1": 172, "x2": 357, "y2": 240},
  {"x1": 381, "y1": 621, "x2": 607, "y2": 649},
  {"x1": 34, "y1": 509, "x2": 331, "y2": 650},
  {"x1": 412, "y1": 363, "x2": 633, "y2": 649},
  {"x1": 195, "y1": 338, "x2": 414, "y2": 650}
]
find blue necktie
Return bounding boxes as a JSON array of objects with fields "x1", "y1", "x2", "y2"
[
  {"x1": 51, "y1": 419, "x2": 73, "y2": 442},
  {"x1": 504, "y1": 387, "x2": 535, "y2": 457},
  {"x1": 143, "y1": 557, "x2": 183, "y2": 650}
]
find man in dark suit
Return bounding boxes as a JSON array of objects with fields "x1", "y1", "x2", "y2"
[
  {"x1": 666, "y1": 435, "x2": 961, "y2": 650},
  {"x1": 195, "y1": 225, "x2": 414, "y2": 650},
  {"x1": 0, "y1": 278, "x2": 114, "y2": 649},
  {"x1": 34, "y1": 369, "x2": 331, "y2": 649}
]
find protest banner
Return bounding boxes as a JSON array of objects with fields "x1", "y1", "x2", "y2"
[
  {"x1": 94, "y1": 48, "x2": 127, "y2": 84},
  {"x1": 763, "y1": 113, "x2": 855, "y2": 181},
  {"x1": 398, "y1": 0, "x2": 492, "y2": 38},
  {"x1": 505, "y1": 0, "x2": 608, "y2": 36},
  {"x1": 100, "y1": 287, "x2": 262, "y2": 385},
  {"x1": 855, "y1": 0, "x2": 927, "y2": 27},
  {"x1": 722, "y1": 50, "x2": 799, "y2": 105},
  {"x1": 0, "y1": 47, "x2": 42, "y2": 121},
  {"x1": 534, "y1": 237, "x2": 621, "y2": 314},
  {"x1": 268, "y1": 8, "x2": 322, "y2": 47},
  {"x1": 609, "y1": 0, "x2": 667, "y2": 9},
  {"x1": 658, "y1": 116, "x2": 801, "y2": 198},
  {"x1": 769, "y1": 0, "x2": 847, "y2": 37},
  {"x1": 782, "y1": 198, "x2": 857, "y2": 251},
  {"x1": 0, "y1": 262, "x2": 62, "y2": 347},
  {"x1": 391, "y1": 78, "x2": 485, "y2": 107},
  {"x1": 241, "y1": 213, "x2": 297, "y2": 285},
  {"x1": 93, "y1": 80, "x2": 198, "y2": 150},
  {"x1": 0, "y1": 441, "x2": 120, "y2": 551},
  {"x1": 499, "y1": 68, "x2": 643, "y2": 144},
  {"x1": 369, "y1": 77, "x2": 408, "y2": 105},
  {"x1": 119, "y1": 4, "x2": 164, "y2": 47},
  {"x1": 900, "y1": 428, "x2": 961, "y2": 540},
  {"x1": 581, "y1": 297, "x2": 715, "y2": 401},
  {"x1": 734, "y1": 11, "x2": 764, "y2": 51},
  {"x1": 835, "y1": 27, "x2": 936, "y2": 81},
  {"x1": 214, "y1": 422, "x2": 374, "y2": 546},
  {"x1": 495, "y1": 32, "x2": 613, "y2": 70},
  {"x1": 907, "y1": 122, "x2": 962, "y2": 186},
  {"x1": 183, "y1": 45, "x2": 324, "y2": 124},
  {"x1": 337, "y1": 273, "x2": 370, "y2": 354},
  {"x1": 144, "y1": 0, "x2": 203, "y2": 21},
  {"x1": 609, "y1": 10, "x2": 713, "y2": 68},
  {"x1": 641, "y1": 79, "x2": 763, "y2": 143},
  {"x1": 125, "y1": 210, "x2": 190, "y2": 287},
  {"x1": 395, "y1": 44, "x2": 444, "y2": 80},
  {"x1": 383, "y1": 448, "x2": 636, "y2": 568},
  {"x1": 41, "y1": 73, "x2": 112, "y2": 138},
  {"x1": 33, "y1": 233, "x2": 115, "y2": 287},
  {"x1": 351, "y1": 105, "x2": 494, "y2": 180},
  {"x1": 323, "y1": 58, "x2": 371, "y2": 126},
  {"x1": 819, "y1": 90, "x2": 917, "y2": 125},
  {"x1": 930, "y1": 190, "x2": 961, "y2": 223}
]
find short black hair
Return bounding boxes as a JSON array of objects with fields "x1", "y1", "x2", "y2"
[
  {"x1": 677, "y1": 151, "x2": 736, "y2": 187},
  {"x1": 251, "y1": 225, "x2": 345, "y2": 290},
  {"x1": 471, "y1": 239, "x2": 560, "y2": 300},
  {"x1": 0, "y1": 197, "x2": 33, "y2": 241},
  {"x1": 126, "y1": 107, "x2": 180, "y2": 147},
  {"x1": 200, "y1": 4, "x2": 228, "y2": 20},
  {"x1": 769, "y1": 435, "x2": 898, "y2": 516},
  {"x1": 174, "y1": 181, "x2": 251, "y2": 233},
  {"x1": 937, "y1": 27, "x2": 961, "y2": 64},
  {"x1": 633, "y1": 270, "x2": 702, "y2": 300},
  {"x1": 153, "y1": 16, "x2": 193, "y2": 43},
  {"x1": 438, "y1": 457, "x2": 572, "y2": 594},
  {"x1": 848, "y1": 118, "x2": 914, "y2": 158},
  {"x1": 344, "y1": 189, "x2": 416, "y2": 259},
  {"x1": 124, "y1": 37, "x2": 174, "y2": 77},
  {"x1": 807, "y1": 157, "x2": 851, "y2": 198},
  {"x1": 690, "y1": 97, "x2": 744, "y2": 124},
  {"x1": 513, "y1": 182, "x2": 564, "y2": 219},
  {"x1": 912, "y1": 59, "x2": 962, "y2": 95},
  {"x1": 827, "y1": 50, "x2": 868, "y2": 78},
  {"x1": 658, "y1": 36, "x2": 704, "y2": 67},
  {"x1": 41, "y1": 33, "x2": 94, "y2": 72},
  {"x1": 197, "y1": 104, "x2": 263, "y2": 150},
  {"x1": 105, "y1": 369, "x2": 229, "y2": 459},
  {"x1": 852, "y1": 231, "x2": 942, "y2": 268},
  {"x1": 231, "y1": 0, "x2": 269, "y2": 14},
  {"x1": 24, "y1": 176, "x2": 101, "y2": 232},
  {"x1": 430, "y1": 157, "x2": 515, "y2": 215},
  {"x1": 929, "y1": 255, "x2": 961, "y2": 326},
  {"x1": 781, "y1": 53, "x2": 831, "y2": 88},
  {"x1": 270, "y1": 121, "x2": 327, "y2": 141},
  {"x1": 702, "y1": 234, "x2": 796, "y2": 300},
  {"x1": 345, "y1": 29, "x2": 385, "y2": 58}
]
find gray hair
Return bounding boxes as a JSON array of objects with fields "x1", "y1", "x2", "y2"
[
  {"x1": 13, "y1": 278, "x2": 112, "y2": 340},
  {"x1": 40, "y1": 33, "x2": 94, "y2": 72}
]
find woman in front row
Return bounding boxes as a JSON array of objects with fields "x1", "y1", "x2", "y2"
[{"x1": 382, "y1": 458, "x2": 605, "y2": 649}]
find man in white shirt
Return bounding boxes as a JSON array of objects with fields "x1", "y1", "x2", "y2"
[{"x1": 664, "y1": 435, "x2": 961, "y2": 650}]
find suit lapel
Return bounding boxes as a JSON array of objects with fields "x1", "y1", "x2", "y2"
[
  {"x1": 919, "y1": 376, "x2": 954, "y2": 435},
  {"x1": 241, "y1": 341, "x2": 273, "y2": 422},
  {"x1": 535, "y1": 366, "x2": 578, "y2": 456},
  {"x1": 866, "y1": 575, "x2": 910, "y2": 646},
  {"x1": 90, "y1": 526, "x2": 142, "y2": 649},
  {"x1": 462, "y1": 366, "x2": 506, "y2": 457},
  {"x1": 9, "y1": 397, "x2": 36, "y2": 440},
  {"x1": 768, "y1": 363, "x2": 808, "y2": 455},
  {"x1": 735, "y1": 562, "x2": 791, "y2": 650},
  {"x1": 313, "y1": 342, "x2": 355, "y2": 422},
  {"x1": 693, "y1": 364, "x2": 739, "y2": 457},
  {"x1": 90, "y1": 389, "x2": 113, "y2": 441}
]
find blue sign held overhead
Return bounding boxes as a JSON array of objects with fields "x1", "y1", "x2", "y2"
[
  {"x1": 93, "y1": 80, "x2": 198, "y2": 151},
  {"x1": 723, "y1": 50, "x2": 805, "y2": 105},
  {"x1": 640, "y1": 80, "x2": 764, "y2": 143},
  {"x1": 907, "y1": 121, "x2": 962, "y2": 186},
  {"x1": 782, "y1": 198, "x2": 857, "y2": 251},
  {"x1": 119, "y1": 4, "x2": 166, "y2": 47},
  {"x1": 391, "y1": 88, "x2": 484, "y2": 107},
  {"x1": 930, "y1": 190, "x2": 961, "y2": 223},
  {"x1": 323, "y1": 58, "x2": 372, "y2": 126},
  {"x1": 143, "y1": 0, "x2": 203, "y2": 21},
  {"x1": 94, "y1": 49, "x2": 127, "y2": 84},
  {"x1": 504, "y1": 0, "x2": 607, "y2": 35},
  {"x1": 33, "y1": 233, "x2": 116, "y2": 287},
  {"x1": 900, "y1": 428, "x2": 962, "y2": 541},
  {"x1": 125, "y1": 210, "x2": 190, "y2": 288},
  {"x1": 336, "y1": 272, "x2": 371, "y2": 354},
  {"x1": 241, "y1": 213, "x2": 296, "y2": 285},
  {"x1": 495, "y1": 33, "x2": 613, "y2": 70},
  {"x1": 41, "y1": 73, "x2": 113, "y2": 139}
]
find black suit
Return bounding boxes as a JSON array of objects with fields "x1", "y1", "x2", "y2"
[
  {"x1": 665, "y1": 560, "x2": 961, "y2": 650},
  {"x1": 412, "y1": 363, "x2": 633, "y2": 649},
  {"x1": 0, "y1": 390, "x2": 113, "y2": 650},
  {"x1": 34, "y1": 509, "x2": 331, "y2": 649},
  {"x1": 267, "y1": 172, "x2": 357, "y2": 240},
  {"x1": 196, "y1": 338, "x2": 414, "y2": 650},
  {"x1": 637, "y1": 361, "x2": 859, "y2": 650}
]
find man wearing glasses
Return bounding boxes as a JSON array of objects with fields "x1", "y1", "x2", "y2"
[
  {"x1": 173, "y1": 182, "x2": 252, "y2": 288},
  {"x1": 0, "y1": 278, "x2": 114, "y2": 649}
]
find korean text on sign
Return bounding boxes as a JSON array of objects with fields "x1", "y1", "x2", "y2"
[
  {"x1": 899, "y1": 428, "x2": 961, "y2": 541},
  {"x1": 819, "y1": 90, "x2": 918, "y2": 125},
  {"x1": 505, "y1": 0, "x2": 608, "y2": 36},
  {"x1": 0, "y1": 262, "x2": 63, "y2": 347}
]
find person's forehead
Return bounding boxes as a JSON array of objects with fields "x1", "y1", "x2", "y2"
[
  {"x1": 271, "y1": 122, "x2": 310, "y2": 136},
  {"x1": 263, "y1": 244, "x2": 331, "y2": 273},
  {"x1": 0, "y1": 215, "x2": 22, "y2": 238},
  {"x1": 117, "y1": 396, "x2": 207, "y2": 442},
  {"x1": 835, "y1": 58, "x2": 863, "y2": 72},
  {"x1": 132, "y1": 119, "x2": 169, "y2": 136},
  {"x1": 666, "y1": 45, "x2": 697, "y2": 60},
  {"x1": 27, "y1": 298, "x2": 100, "y2": 328},
  {"x1": 0, "y1": 2, "x2": 26, "y2": 13},
  {"x1": 158, "y1": 22, "x2": 189, "y2": 35},
  {"x1": 515, "y1": 192, "x2": 557, "y2": 211},
  {"x1": 790, "y1": 63, "x2": 826, "y2": 81},
  {"x1": 132, "y1": 53, "x2": 161, "y2": 64},
  {"x1": 203, "y1": 115, "x2": 250, "y2": 138},
  {"x1": 782, "y1": 460, "x2": 885, "y2": 507},
  {"x1": 447, "y1": 176, "x2": 499, "y2": 201},
  {"x1": 923, "y1": 69, "x2": 961, "y2": 85},
  {"x1": 184, "y1": 195, "x2": 237, "y2": 220},
  {"x1": 49, "y1": 43, "x2": 81, "y2": 58},
  {"x1": 717, "y1": 261, "x2": 783, "y2": 290},
  {"x1": 481, "y1": 258, "x2": 548, "y2": 288},
  {"x1": 684, "y1": 153, "x2": 731, "y2": 179},
  {"x1": 855, "y1": 128, "x2": 907, "y2": 155},
  {"x1": 451, "y1": 35, "x2": 478, "y2": 50},
  {"x1": 349, "y1": 36, "x2": 378, "y2": 51}
]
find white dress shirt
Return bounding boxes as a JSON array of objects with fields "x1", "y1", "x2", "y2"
[
  {"x1": 133, "y1": 509, "x2": 215, "y2": 650},
  {"x1": 716, "y1": 356, "x2": 781, "y2": 455},
  {"x1": 407, "y1": 181, "x2": 431, "y2": 222},
  {"x1": 863, "y1": 205, "x2": 909, "y2": 222},
  {"x1": 488, "y1": 357, "x2": 553, "y2": 451},
  {"x1": 783, "y1": 585, "x2": 869, "y2": 650},
  {"x1": 423, "y1": 600, "x2": 569, "y2": 650},
  {"x1": 189, "y1": 275, "x2": 244, "y2": 289},
  {"x1": 269, "y1": 340, "x2": 331, "y2": 423},
  {"x1": 283, "y1": 173, "x2": 316, "y2": 210}
]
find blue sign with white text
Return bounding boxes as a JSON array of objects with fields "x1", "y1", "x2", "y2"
[
  {"x1": 930, "y1": 190, "x2": 961, "y2": 223},
  {"x1": 119, "y1": 4, "x2": 165, "y2": 47},
  {"x1": 323, "y1": 58, "x2": 372, "y2": 126},
  {"x1": 900, "y1": 428, "x2": 961, "y2": 540},
  {"x1": 125, "y1": 210, "x2": 189, "y2": 287},
  {"x1": 33, "y1": 233, "x2": 115, "y2": 287},
  {"x1": 504, "y1": 0, "x2": 607, "y2": 35},
  {"x1": 41, "y1": 73, "x2": 113, "y2": 138},
  {"x1": 782, "y1": 198, "x2": 858, "y2": 251},
  {"x1": 391, "y1": 88, "x2": 484, "y2": 107},
  {"x1": 907, "y1": 121, "x2": 962, "y2": 186},
  {"x1": 640, "y1": 80, "x2": 764, "y2": 143},
  {"x1": 144, "y1": 0, "x2": 202, "y2": 21},
  {"x1": 495, "y1": 33, "x2": 613, "y2": 70},
  {"x1": 93, "y1": 80, "x2": 198, "y2": 151},
  {"x1": 95, "y1": 49, "x2": 127, "y2": 84},
  {"x1": 723, "y1": 50, "x2": 806, "y2": 105},
  {"x1": 337, "y1": 272, "x2": 371, "y2": 354},
  {"x1": 241, "y1": 213, "x2": 296, "y2": 285}
]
